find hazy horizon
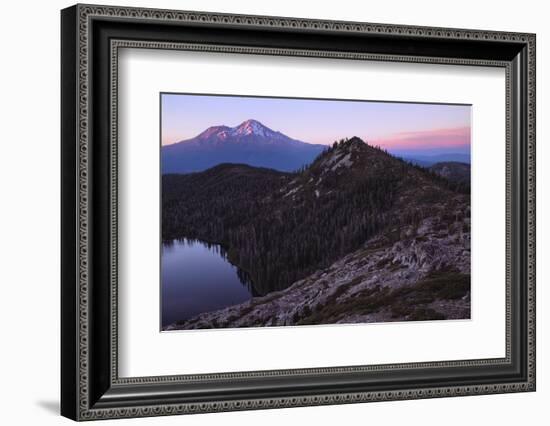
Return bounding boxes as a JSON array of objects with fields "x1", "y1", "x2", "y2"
[{"x1": 161, "y1": 93, "x2": 471, "y2": 156}]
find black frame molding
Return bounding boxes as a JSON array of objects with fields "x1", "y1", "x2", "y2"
[{"x1": 61, "y1": 4, "x2": 536, "y2": 421}]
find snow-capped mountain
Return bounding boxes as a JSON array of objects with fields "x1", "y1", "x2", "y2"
[
  {"x1": 235, "y1": 119, "x2": 273, "y2": 137},
  {"x1": 189, "y1": 119, "x2": 310, "y2": 145},
  {"x1": 162, "y1": 119, "x2": 325, "y2": 173}
]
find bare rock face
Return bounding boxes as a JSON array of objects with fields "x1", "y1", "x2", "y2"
[
  {"x1": 166, "y1": 200, "x2": 470, "y2": 331},
  {"x1": 430, "y1": 161, "x2": 470, "y2": 185}
]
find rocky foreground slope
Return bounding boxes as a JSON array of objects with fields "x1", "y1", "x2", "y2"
[{"x1": 166, "y1": 204, "x2": 470, "y2": 330}]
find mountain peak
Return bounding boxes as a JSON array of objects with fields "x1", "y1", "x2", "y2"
[
  {"x1": 195, "y1": 119, "x2": 280, "y2": 140},
  {"x1": 197, "y1": 125, "x2": 231, "y2": 140},
  {"x1": 347, "y1": 136, "x2": 366, "y2": 146},
  {"x1": 233, "y1": 119, "x2": 275, "y2": 137},
  {"x1": 328, "y1": 137, "x2": 372, "y2": 156},
  {"x1": 240, "y1": 118, "x2": 263, "y2": 127},
  {"x1": 305, "y1": 136, "x2": 400, "y2": 180}
]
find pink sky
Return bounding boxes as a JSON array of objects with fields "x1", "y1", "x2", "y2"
[
  {"x1": 162, "y1": 94, "x2": 471, "y2": 155},
  {"x1": 371, "y1": 126, "x2": 470, "y2": 151}
]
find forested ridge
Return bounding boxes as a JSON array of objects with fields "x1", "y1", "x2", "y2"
[{"x1": 162, "y1": 137, "x2": 469, "y2": 296}]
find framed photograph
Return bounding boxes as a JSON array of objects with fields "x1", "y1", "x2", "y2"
[{"x1": 61, "y1": 4, "x2": 536, "y2": 421}]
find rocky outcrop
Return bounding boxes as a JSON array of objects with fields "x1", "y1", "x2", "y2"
[{"x1": 430, "y1": 161, "x2": 470, "y2": 185}]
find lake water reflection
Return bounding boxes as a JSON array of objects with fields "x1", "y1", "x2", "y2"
[{"x1": 161, "y1": 238, "x2": 254, "y2": 329}]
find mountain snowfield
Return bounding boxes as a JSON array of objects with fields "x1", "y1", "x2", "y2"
[
  {"x1": 162, "y1": 119, "x2": 326, "y2": 173},
  {"x1": 197, "y1": 119, "x2": 290, "y2": 142}
]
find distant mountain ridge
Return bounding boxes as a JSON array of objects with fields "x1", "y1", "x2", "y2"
[
  {"x1": 398, "y1": 152, "x2": 471, "y2": 167},
  {"x1": 162, "y1": 119, "x2": 326, "y2": 173}
]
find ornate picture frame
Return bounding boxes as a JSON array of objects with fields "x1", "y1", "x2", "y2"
[{"x1": 61, "y1": 4, "x2": 535, "y2": 421}]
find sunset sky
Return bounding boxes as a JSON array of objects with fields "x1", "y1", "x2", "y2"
[{"x1": 161, "y1": 93, "x2": 471, "y2": 156}]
